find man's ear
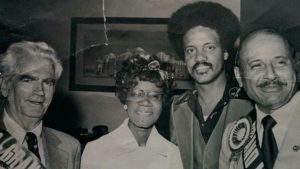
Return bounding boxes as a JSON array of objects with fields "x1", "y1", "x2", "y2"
[
  {"x1": 1, "y1": 77, "x2": 10, "y2": 97},
  {"x1": 223, "y1": 50, "x2": 229, "y2": 61},
  {"x1": 234, "y1": 66, "x2": 243, "y2": 88}
]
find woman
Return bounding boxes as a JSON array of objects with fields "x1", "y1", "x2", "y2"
[{"x1": 81, "y1": 53, "x2": 183, "y2": 169}]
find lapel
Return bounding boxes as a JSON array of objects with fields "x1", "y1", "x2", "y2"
[
  {"x1": 42, "y1": 128, "x2": 68, "y2": 169},
  {"x1": 193, "y1": 111, "x2": 205, "y2": 169},
  {"x1": 172, "y1": 96, "x2": 253, "y2": 169},
  {"x1": 204, "y1": 99, "x2": 252, "y2": 169},
  {"x1": 273, "y1": 92, "x2": 300, "y2": 169},
  {"x1": 203, "y1": 103, "x2": 228, "y2": 168},
  {"x1": 0, "y1": 109, "x2": 6, "y2": 130},
  {"x1": 0, "y1": 120, "x2": 6, "y2": 131},
  {"x1": 172, "y1": 101, "x2": 195, "y2": 169}
]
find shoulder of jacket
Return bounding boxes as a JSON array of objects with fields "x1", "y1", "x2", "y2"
[
  {"x1": 43, "y1": 127, "x2": 80, "y2": 145},
  {"x1": 172, "y1": 90, "x2": 195, "y2": 105},
  {"x1": 227, "y1": 99, "x2": 253, "y2": 112}
]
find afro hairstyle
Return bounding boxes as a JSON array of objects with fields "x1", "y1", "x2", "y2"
[{"x1": 168, "y1": 1, "x2": 240, "y2": 59}]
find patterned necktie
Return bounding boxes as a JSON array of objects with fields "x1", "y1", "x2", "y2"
[
  {"x1": 26, "y1": 132, "x2": 41, "y2": 160},
  {"x1": 262, "y1": 115, "x2": 278, "y2": 169}
]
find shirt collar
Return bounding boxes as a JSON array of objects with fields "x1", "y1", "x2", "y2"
[
  {"x1": 256, "y1": 101, "x2": 294, "y2": 129},
  {"x1": 145, "y1": 123, "x2": 169, "y2": 156},
  {"x1": 114, "y1": 118, "x2": 168, "y2": 156},
  {"x1": 270, "y1": 91, "x2": 300, "y2": 127},
  {"x1": 3, "y1": 109, "x2": 43, "y2": 144},
  {"x1": 188, "y1": 81, "x2": 232, "y2": 114},
  {"x1": 255, "y1": 98, "x2": 294, "y2": 148}
]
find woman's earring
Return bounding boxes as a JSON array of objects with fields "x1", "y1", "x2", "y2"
[{"x1": 123, "y1": 104, "x2": 128, "y2": 110}]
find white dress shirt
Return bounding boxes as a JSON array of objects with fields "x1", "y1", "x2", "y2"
[
  {"x1": 256, "y1": 103, "x2": 293, "y2": 149},
  {"x1": 81, "y1": 118, "x2": 183, "y2": 169},
  {"x1": 3, "y1": 110, "x2": 46, "y2": 165}
]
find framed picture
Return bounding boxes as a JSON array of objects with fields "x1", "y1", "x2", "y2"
[{"x1": 70, "y1": 17, "x2": 193, "y2": 92}]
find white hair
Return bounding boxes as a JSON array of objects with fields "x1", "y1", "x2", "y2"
[{"x1": 0, "y1": 41, "x2": 63, "y2": 80}]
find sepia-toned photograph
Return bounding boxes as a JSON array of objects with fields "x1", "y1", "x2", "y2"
[{"x1": 0, "y1": 0, "x2": 300, "y2": 169}]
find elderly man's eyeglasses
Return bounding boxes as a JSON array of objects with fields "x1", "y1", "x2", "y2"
[{"x1": 128, "y1": 90, "x2": 163, "y2": 101}]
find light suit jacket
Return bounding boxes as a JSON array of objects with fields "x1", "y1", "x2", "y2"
[
  {"x1": 42, "y1": 127, "x2": 81, "y2": 169},
  {"x1": 0, "y1": 120, "x2": 81, "y2": 169},
  {"x1": 219, "y1": 92, "x2": 300, "y2": 169},
  {"x1": 170, "y1": 91, "x2": 253, "y2": 169}
]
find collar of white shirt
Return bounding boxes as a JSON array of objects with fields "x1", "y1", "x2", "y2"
[
  {"x1": 113, "y1": 118, "x2": 169, "y2": 157},
  {"x1": 3, "y1": 109, "x2": 43, "y2": 145},
  {"x1": 256, "y1": 92, "x2": 300, "y2": 148}
]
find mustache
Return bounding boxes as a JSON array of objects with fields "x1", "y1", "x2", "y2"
[
  {"x1": 257, "y1": 79, "x2": 287, "y2": 88},
  {"x1": 192, "y1": 62, "x2": 213, "y2": 71}
]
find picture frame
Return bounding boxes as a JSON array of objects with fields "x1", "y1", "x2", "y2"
[{"x1": 69, "y1": 17, "x2": 193, "y2": 92}]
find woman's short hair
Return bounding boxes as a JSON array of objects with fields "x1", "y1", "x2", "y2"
[
  {"x1": 168, "y1": 1, "x2": 240, "y2": 59},
  {"x1": 115, "y1": 54, "x2": 174, "y2": 104},
  {"x1": 0, "y1": 41, "x2": 63, "y2": 80}
]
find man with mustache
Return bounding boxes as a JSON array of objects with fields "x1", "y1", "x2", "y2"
[
  {"x1": 167, "y1": 2, "x2": 252, "y2": 169},
  {"x1": 0, "y1": 41, "x2": 81, "y2": 168},
  {"x1": 219, "y1": 29, "x2": 300, "y2": 169}
]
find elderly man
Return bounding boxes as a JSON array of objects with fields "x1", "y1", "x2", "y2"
[
  {"x1": 219, "y1": 29, "x2": 300, "y2": 169},
  {"x1": 167, "y1": 2, "x2": 252, "y2": 169},
  {"x1": 0, "y1": 41, "x2": 81, "y2": 168}
]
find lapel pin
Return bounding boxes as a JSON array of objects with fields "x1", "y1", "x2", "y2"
[{"x1": 293, "y1": 145, "x2": 300, "y2": 152}]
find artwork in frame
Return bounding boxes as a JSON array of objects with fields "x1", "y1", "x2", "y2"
[{"x1": 69, "y1": 17, "x2": 193, "y2": 92}]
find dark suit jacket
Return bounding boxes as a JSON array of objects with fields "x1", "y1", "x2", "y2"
[
  {"x1": 170, "y1": 91, "x2": 253, "y2": 169},
  {"x1": 219, "y1": 91, "x2": 300, "y2": 169}
]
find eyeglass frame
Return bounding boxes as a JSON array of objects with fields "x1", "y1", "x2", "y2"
[{"x1": 127, "y1": 89, "x2": 163, "y2": 102}]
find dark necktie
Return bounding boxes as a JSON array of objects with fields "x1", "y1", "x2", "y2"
[
  {"x1": 26, "y1": 132, "x2": 41, "y2": 160},
  {"x1": 262, "y1": 115, "x2": 278, "y2": 169}
]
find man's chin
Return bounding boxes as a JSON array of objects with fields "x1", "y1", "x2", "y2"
[
  {"x1": 24, "y1": 110, "x2": 45, "y2": 119},
  {"x1": 258, "y1": 100, "x2": 289, "y2": 112},
  {"x1": 193, "y1": 75, "x2": 217, "y2": 85}
]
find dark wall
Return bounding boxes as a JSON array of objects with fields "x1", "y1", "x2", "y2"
[{"x1": 0, "y1": 0, "x2": 240, "y2": 134}]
